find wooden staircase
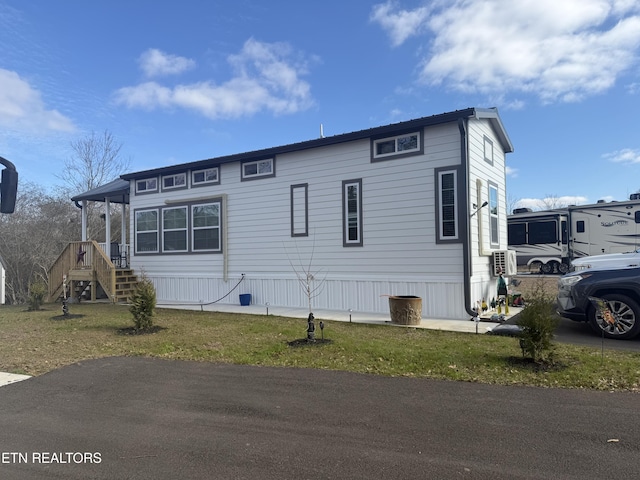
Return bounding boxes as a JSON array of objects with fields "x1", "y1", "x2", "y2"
[
  {"x1": 48, "y1": 241, "x2": 139, "y2": 303},
  {"x1": 114, "y1": 269, "x2": 138, "y2": 303}
]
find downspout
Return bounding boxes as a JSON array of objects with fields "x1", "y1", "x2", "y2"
[{"x1": 459, "y1": 117, "x2": 477, "y2": 317}]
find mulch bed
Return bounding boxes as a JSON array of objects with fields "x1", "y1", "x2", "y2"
[{"x1": 287, "y1": 338, "x2": 333, "y2": 348}]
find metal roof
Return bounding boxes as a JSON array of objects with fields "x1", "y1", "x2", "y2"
[
  {"x1": 70, "y1": 178, "x2": 130, "y2": 204},
  {"x1": 121, "y1": 107, "x2": 513, "y2": 181}
]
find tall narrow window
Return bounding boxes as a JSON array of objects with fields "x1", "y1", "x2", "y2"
[
  {"x1": 162, "y1": 207, "x2": 188, "y2": 252},
  {"x1": 291, "y1": 184, "x2": 308, "y2": 237},
  {"x1": 484, "y1": 136, "x2": 494, "y2": 165},
  {"x1": 135, "y1": 209, "x2": 159, "y2": 253},
  {"x1": 489, "y1": 183, "x2": 499, "y2": 245},
  {"x1": 192, "y1": 202, "x2": 221, "y2": 252},
  {"x1": 342, "y1": 179, "x2": 362, "y2": 247},
  {"x1": 436, "y1": 169, "x2": 458, "y2": 241}
]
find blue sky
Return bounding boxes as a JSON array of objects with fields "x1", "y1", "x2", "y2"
[{"x1": 1, "y1": 0, "x2": 639, "y2": 210}]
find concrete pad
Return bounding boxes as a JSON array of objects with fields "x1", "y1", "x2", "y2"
[
  {"x1": 0, "y1": 372, "x2": 31, "y2": 387},
  {"x1": 157, "y1": 302, "x2": 505, "y2": 334}
]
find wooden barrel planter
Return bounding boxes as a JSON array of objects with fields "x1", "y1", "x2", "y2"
[{"x1": 388, "y1": 296, "x2": 422, "y2": 325}]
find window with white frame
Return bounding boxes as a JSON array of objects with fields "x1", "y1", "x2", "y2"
[
  {"x1": 342, "y1": 179, "x2": 362, "y2": 246},
  {"x1": 489, "y1": 183, "x2": 499, "y2": 245},
  {"x1": 192, "y1": 167, "x2": 219, "y2": 186},
  {"x1": 192, "y1": 202, "x2": 221, "y2": 251},
  {"x1": 136, "y1": 178, "x2": 158, "y2": 194},
  {"x1": 484, "y1": 136, "x2": 494, "y2": 165},
  {"x1": 162, "y1": 206, "x2": 188, "y2": 252},
  {"x1": 437, "y1": 169, "x2": 458, "y2": 241},
  {"x1": 291, "y1": 184, "x2": 308, "y2": 237},
  {"x1": 372, "y1": 132, "x2": 421, "y2": 160},
  {"x1": 162, "y1": 172, "x2": 187, "y2": 190},
  {"x1": 135, "y1": 209, "x2": 159, "y2": 253},
  {"x1": 241, "y1": 158, "x2": 274, "y2": 180}
]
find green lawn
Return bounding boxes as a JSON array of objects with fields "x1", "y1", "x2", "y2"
[{"x1": 1, "y1": 303, "x2": 639, "y2": 391}]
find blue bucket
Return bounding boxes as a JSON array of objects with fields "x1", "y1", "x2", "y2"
[{"x1": 239, "y1": 294, "x2": 251, "y2": 306}]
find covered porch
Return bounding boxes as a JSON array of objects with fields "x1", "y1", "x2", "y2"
[{"x1": 47, "y1": 179, "x2": 136, "y2": 303}]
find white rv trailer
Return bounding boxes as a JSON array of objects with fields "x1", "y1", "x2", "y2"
[{"x1": 508, "y1": 196, "x2": 640, "y2": 273}]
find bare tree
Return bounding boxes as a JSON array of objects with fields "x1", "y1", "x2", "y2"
[
  {"x1": 56, "y1": 130, "x2": 130, "y2": 241},
  {"x1": 0, "y1": 182, "x2": 78, "y2": 304},
  {"x1": 539, "y1": 194, "x2": 569, "y2": 210}
]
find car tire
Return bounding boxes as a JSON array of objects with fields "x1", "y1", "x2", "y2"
[{"x1": 587, "y1": 294, "x2": 640, "y2": 340}]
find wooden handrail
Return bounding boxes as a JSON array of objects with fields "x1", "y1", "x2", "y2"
[{"x1": 47, "y1": 241, "x2": 117, "y2": 302}]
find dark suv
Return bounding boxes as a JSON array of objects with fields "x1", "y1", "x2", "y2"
[{"x1": 557, "y1": 267, "x2": 640, "y2": 339}]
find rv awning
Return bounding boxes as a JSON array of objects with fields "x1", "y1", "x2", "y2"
[{"x1": 70, "y1": 178, "x2": 130, "y2": 204}]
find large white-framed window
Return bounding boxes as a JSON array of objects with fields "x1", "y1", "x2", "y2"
[
  {"x1": 372, "y1": 131, "x2": 422, "y2": 161},
  {"x1": 135, "y1": 178, "x2": 158, "y2": 194},
  {"x1": 192, "y1": 202, "x2": 221, "y2": 252},
  {"x1": 489, "y1": 182, "x2": 499, "y2": 246},
  {"x1": 135, "y1": 209, "x2": 159, "y2": 253},
  {"x1": 162, "y1": 206, "x2": 188, "y2": 252},
  {"x1": 192, "y1": 167, "x2": 219, "y2": 186},
  {"x1": 342, "y1": 179, "x2": 362, "y2": 247},
  {"x1": 241, "y1": 158, "x2": 275, "y2": 180},
  {"x1": 436, "y1": 168, "x2": 459, "y2": 242},
  {"x1": 291, "y1": 183, "x2": 308, "y2": 237},
  {"x1": 162, "y1": 172, "x2": 187, "y2": 191}
]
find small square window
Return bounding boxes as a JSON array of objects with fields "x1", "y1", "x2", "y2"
[
  {"x1": 192, "y1": 167, "x2": 219, "y2": 186},
  {"x1": 372, "y1": 132, "x2": 421, "y2": 161},
  {"x1": 162, "y1": 173, "x2": 186, "y2": 190},
  {"x1": 136, "y1": 178, "x2": 158, "y2": 194},
  {"x1": 241, "y1": 158, "x2": 275, "y2": 180}
]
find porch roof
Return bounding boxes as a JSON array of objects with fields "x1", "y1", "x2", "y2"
[{"x1": 70, "y1": 178, "x2": 130, "y2": 204}]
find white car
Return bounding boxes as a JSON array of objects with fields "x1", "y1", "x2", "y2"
[{"x1": 571, "y1": 249, "x2": 640, "y2": 272}]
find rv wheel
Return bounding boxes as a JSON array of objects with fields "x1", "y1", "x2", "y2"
[
  {"x1": 540, "y1": 262, "x2": 553, "y2": 274},
  {"x1": 557, "y1": 263, "x2": 569, "y2": 274}
]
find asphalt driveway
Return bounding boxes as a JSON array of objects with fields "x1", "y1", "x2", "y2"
[{"x1": 0, "y1": 357, "x2": 638, "y2": 480}]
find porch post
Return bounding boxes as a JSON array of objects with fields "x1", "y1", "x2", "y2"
[
  {"x1": 105, "y1": 197, "x2": 111, "y2": 259},
  {"x1": 81, "y1": 200, "x2": 88, "y2": 241},
  {"x1": 121, "y1": 203, "x2": 126, "y2": 252}
]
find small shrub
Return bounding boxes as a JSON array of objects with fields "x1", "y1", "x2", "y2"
[
  {"x1": 28, "y1": 281, "x2": 47, "y2": 311},
  {"x1": 129, "y1": 276, "x2": 156, "y2": 330},
  {"x1": 516, "y1": 280, "x2": 560, "y2": 363}
]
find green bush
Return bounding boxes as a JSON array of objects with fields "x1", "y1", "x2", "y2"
[
  {"x1": 129, "y1": 276, "x2": 156, "y2": 330},
  {"x1": 28, "y1": 281, "x2": 47, "y2": 311},
  {"x1": 516, "y1": 281, "x2": 560, "y2": 363}
]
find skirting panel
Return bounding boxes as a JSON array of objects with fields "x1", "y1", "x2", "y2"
[{"x1": 150, "y1": 274, "x2": 468, "y2": 319}]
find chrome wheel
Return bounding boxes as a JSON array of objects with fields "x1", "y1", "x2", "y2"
[{"x1": 588, "y1": 294, "x2": 640, "y2": 339}]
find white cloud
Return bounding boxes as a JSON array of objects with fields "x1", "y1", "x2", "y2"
[
  {"x1": 371, "y1": 0, "x2": 640, "y2": 103},
  {"x1": 0, "y1": 69, "x2": 75, "y2": 132},
  {"x1": 604, "y1": 148, "x2": 640, "y2": 163},
  {"x1": 369, "y1": 1, "x2": 430, "y2": 47},
  {"x1": 139, "y1": 49, "x2": 196, "y2": 77},
  {"x1": 505, "y1": 165, "x2": 518, "y2": 177},
  {"x1": 114, "y1": 39, "x2": 314, "y2": 120}
]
